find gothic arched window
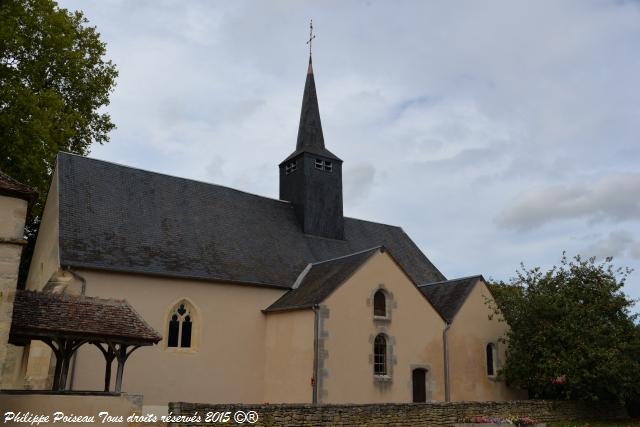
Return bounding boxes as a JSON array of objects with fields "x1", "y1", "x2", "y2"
[
  {"x1": 373, "y1": 290, "x2": 386, "y2": 317},
  {"x1": 373, "y1": 334, "x2": 387, "y2": 376},
  {"x1": 167, "y1": 301, "x2": 196, "y2": 349}
]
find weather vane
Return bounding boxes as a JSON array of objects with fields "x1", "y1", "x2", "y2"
[{"x1": 306, "y1": 20, "x2": 315, "y2": 57}]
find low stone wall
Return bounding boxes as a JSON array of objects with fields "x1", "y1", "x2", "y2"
[
  {"x1": 1, "y1": 391, "x2": 143, "y2": 426},
  {"x1": 169, "y1": 400, "x2": 628, "y2": 426}
]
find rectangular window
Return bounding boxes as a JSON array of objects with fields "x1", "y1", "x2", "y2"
[{"x1": 315, "y1": 159, "x2": 323, "y2": 170}]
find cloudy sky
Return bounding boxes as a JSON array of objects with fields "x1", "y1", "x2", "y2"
[{"x1": 59, "y1": 0, "x2": 640, "y2": 308}]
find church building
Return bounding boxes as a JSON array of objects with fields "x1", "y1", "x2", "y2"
[{"x1": 12, "y1": 56, "x2": 524, "y2": 411}]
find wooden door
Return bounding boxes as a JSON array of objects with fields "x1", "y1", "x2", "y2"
[{"x1": 412, "y1": 368, "x2": 427, "y2": 402}]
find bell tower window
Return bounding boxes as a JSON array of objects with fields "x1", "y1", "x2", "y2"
[
  {"x1": 314, "y1": 158, "x2": 332, "y2": 172},
  {"x1": 285, "y1": 161, "x2": 297, "y2": 175}
]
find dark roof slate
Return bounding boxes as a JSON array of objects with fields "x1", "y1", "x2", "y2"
[
  {"x1": 418, "y1": 275, "x2": 483, "y2": 323},
  {"x1": 56, "y1": 153, "x2": 445, "y2": 289},
  {"x1": 10, "y1": 290, "x2": 161, "y2": 344},
  {"x1": 265, "y1": 247, "x2": 381, "y2": 312},
  {"x1": 0, "y1": 170, "x2": 36, "y2": 202}
]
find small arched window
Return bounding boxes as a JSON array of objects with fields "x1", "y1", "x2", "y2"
[
  {"x1": 486, "y1": 343, "x2": 496, "y2": 376},
  {"x1": 167, "y1": 302, "x2": 194, "y2": 349},
  {"x1": 373, "y1": 334, "x2": 387, "y2": 376},
  {"x1": 373, "y1": 290, "x2": 386, "y2": 317}
]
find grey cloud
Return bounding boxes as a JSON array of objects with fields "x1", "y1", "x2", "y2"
[
  {"x1": 583, "y1": 231, "x2": 635, "y2": 260},
  {"x1": 344, "y1": 163, "x2": 376, "y2": 206},
  {"x1": 416, "y1": 146, "x2": 506, "y2": 173},
  {"x1": 497, "y1": 173, "x2": 640, "y2": 230}
]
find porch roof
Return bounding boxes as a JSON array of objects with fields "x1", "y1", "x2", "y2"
[{"x1": 9, "y1": 290, "x2": 161, "y2": 346}]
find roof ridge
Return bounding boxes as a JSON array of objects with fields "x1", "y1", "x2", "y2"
[
  {"x1": 310, "y1": 246, "x2": 382, "y2": 266},
  {"x1": 19, "y1": 289, "x2": 127, "y2": 305},
  {"x1": 291, "y1": 263, "x2": 313, "y2": 289},
  {"x1": 418, "y1": 274, "x2": 483, "y2": 287},
  {"x1": 58, "y1": 152, "x2": 292, "y2": 206},
  {"x1": 343, "y1": 217, "x2": 401, "y2": 228}
]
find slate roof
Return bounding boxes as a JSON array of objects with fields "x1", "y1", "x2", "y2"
[
  {"x1": 418, "y1": 275, "x2": 483, "y2": 323},
  {"x1": 10, "y1": 290, "x2": 161, "y2": 344},
  {"x1": 265, "y1": 247, "x2": 381, "y2": 312},
  {"x1": 56, "y1": 152, "x2": 445, "y2": 289},
  {"x1": 0, "y1": 170, "x2": 36, "y2": 202}
]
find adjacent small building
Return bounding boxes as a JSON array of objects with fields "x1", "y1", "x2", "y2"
[{"x1": 15, "y1": 56, "x2": 524, "y2": 410}]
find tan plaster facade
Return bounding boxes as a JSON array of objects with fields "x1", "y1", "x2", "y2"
[
  {"x1": 320, "y1": 251, "x2": 446, "y2": 403},
  {"x1": 263, "y1": 310, "x2": 315, "y2": 403},
  {"x1": 70, "y1": 270, "x2": 286, "y2": 406},
  {"x1": 447, "y1": 280, "x2": 526, "y2": 401},
  {"x1": 18, "y1": 245, "x2": 526, "y2": 406},
  {"x1": 25, "y1": 174, "x2": 59, "y2": 292}
]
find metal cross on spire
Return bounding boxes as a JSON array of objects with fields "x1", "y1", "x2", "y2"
[{"x1": 306, "y1": 20, "x2": 316, "y2": 58}]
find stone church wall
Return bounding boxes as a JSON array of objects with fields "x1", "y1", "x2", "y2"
[
  {"x1": 70, "y1": 270, "x2": 287, "y2": 407},
  {"x1": 320, "y1": 251, "x2": 447, "y2": 403},
  {"x1": 0, "y1": 194, "x2": 29, "y2": 388},
  {"x1": 447, "y1": 281, "x2": 526, "y2": 402},
  {"x1": 169, "y1": 400, "x2": 628, "y2": 426}
]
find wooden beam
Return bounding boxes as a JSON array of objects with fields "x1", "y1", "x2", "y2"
[{"x1": 93, "y1": 342, "x2": 116, "y2": 392}]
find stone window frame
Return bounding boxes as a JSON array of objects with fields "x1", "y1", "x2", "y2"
[
  {"x1": 367, "y1": 284, "x2": 396, "y2": 323},
  {"x1": 373, "y1": 334, "x2": 387, "y2": 376},
  {"x1": 369, "y1": 330, "x2": 396, "y2": 386},
  {"x1": 164, "y1": 298, "x2": 200, "y2": 354},
  {"x1": 485, "y1": 341, "x2": 497, "y2": 379}
]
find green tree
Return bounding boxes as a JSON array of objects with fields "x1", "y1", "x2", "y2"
[
  {"x1": 0, "y1": 0, "x2": 117, "y2": 282},
  {"x1": 487, "y1": 254, "x2": 640, "y2": 402}
]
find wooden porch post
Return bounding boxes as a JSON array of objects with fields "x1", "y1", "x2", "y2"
[
  {"x1": 94, "y1": 342, "x2": 116, "y2": 392},
  {"x1": 113, "y1": 344, "x2": 140, "y2": 392}
]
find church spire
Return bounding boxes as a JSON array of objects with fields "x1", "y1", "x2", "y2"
[
  {"x1": 278, "y1": 22, "x2": 344, "y2": 240},
  {"x1": 285, "y1": 20, "x2": 339, "y2": 162},
  {"x1": 296, "y1": 55, "x2": 325, "y2": 151}
]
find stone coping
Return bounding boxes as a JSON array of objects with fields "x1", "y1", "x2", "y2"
[
  {"x1": 0, "y1": 389, "x2": 124, "y2": 396},
  {"x1": 454, "y1": 425, "x2": 546, "y2": 427}
]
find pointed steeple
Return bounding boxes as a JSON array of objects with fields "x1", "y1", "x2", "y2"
[
  {"x1": 296, "y1": 57, "x2": 325, "y2": 151},
  {"x1": 281, "y1": 57, "x2": 340, "y2": 164}
]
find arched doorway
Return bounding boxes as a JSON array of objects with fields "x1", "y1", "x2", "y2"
[{"x1": 412, "y1": 368, "x2": 428, "y2": 402}]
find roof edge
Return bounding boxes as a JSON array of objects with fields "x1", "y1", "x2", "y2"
[
  {"x1": 0, "y1": 171, "x2": 37, "y2": 203},
  {"x1": 422, "y1": 275, "x2": 486, "y2": 324},
  {"x1": 263, "y1": 247, "x2": 382, "y2": 312},
  {"x1": 310, "y1": 245, "x2": 383, "y2": 267},
  {"x1": 418, "y1": 274, "x2": 485, "y2": 288},
  {"x1": 61, "y1": 263, "x2": 293, "y2": 290}
]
